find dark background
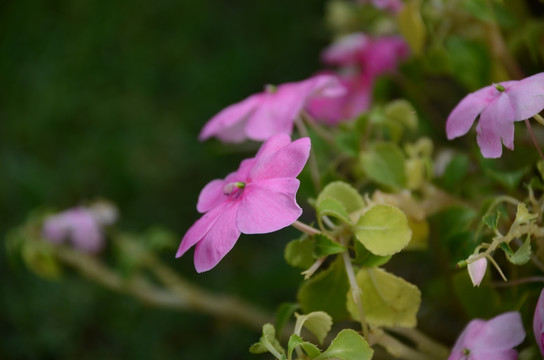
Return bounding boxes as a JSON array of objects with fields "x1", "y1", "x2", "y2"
[{"x1": 0, "y1": 1, "x2": 331, "y2": 359}]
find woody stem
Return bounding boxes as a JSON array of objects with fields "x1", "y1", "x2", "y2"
[{"x1": 524, "y1": 118, "x2": 544, "y2": 162}]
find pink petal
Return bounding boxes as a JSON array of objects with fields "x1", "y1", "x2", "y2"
[
  {"x1": 446, "y1": 85, "x2": 496, "y2": 140},
  {"x1": 505, "y1": 72, "x2": 544, "y2": 120},
  {"x1": 245, "y1": 85, "x2": 305, "y2": 140},
  {"x1": 472, "y1": 350, "x2": 518, "y2": 360},
  {"x1": 43, "y1": 214, "x2": 70, "y2": 244},
  {"x1": 449, "y1": 319, "x2": 486, "y2": 359},
  {"x1": 249, "y1": 137, "x2": 311, "y2": 181},
  {"x1": 254, "y1": 133, "x2": 292, "y2": 159},
  {"x1": 197, "y1": 179, "x2": 226, "y2": 213},
  {"x1": 199, "y1": 93, "x2": 262, "y2": 142},
  {"x1": 301, "y1": 74, "x2": 347, "y2": 98},
  {"x1": 364, "y1": 36, "x2": 410, "y2": 76},
  {"x1": 193, "y1": 202, "x2": 240, "y2": 272},
  {"x1": 236, "y1": 178, "x2": 302, "y2": 234},
  {"x1": 69, "y1": 210, "x2": 104, "y2": 254},
  {"x1": 322, "y1": 33, "x2": 370, "y2": 66},
  {"x1": 467, "y1": 257, "x2": 487, "y2": 287},
  {"x1": 476, "y1": 102, "x2": 516, "y2": 158},
  {"x1": 533, "y1": 289, "x2": 544, "y2": 356},
  {"x1": 176, "y1": 203, "x2": 230, "y2": 258},
  {"x1": 473, "y1": 312, "x2": 525, "y2": 352}
]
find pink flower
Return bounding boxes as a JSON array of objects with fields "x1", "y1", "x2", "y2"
[
  {"x1": 467, "y1": 256, "x2": 487, "y2": 287},
  {"x1": 446, "y1": 72, "x2": 544, "y2": 158},
  {"x1": 42, "y1": 207, "x2": 109, "y2": 254},
  {"x1": 306, "y1": 71, "x2": 373, "y2": 124},
  {"x1": 358, "y1": 0, "x2": 403, "y2": 13},
  {"x1": 322, "y1": 33, "x2": 410, "y2": 75},
  {"x1": 448, "y1": 312, "x2": 525, "y2": 360},
  {"x1": 199, "y1": 75, "x2": 345, "y2": 143},
  {"x1": 533, "y1": 288, "x2": 544, "y2": 356},
  {"x1": 177, "y1": 134, "x2": 311, "y2": 272}
]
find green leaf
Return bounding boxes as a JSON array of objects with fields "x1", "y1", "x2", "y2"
[
  {"x1": 360, "y1": 142, "x2": 406, "y2": 189},
  {"x1": 515, "y1": 203, "x2": 537, "y2": 224},
  {"x1": 316, "y1": 181, "x2": 365, "y2": 214},
  {"x1": 483, "y1": 211, "x2": 500, "y2": 231},
  {"x1": 249, "y1": 323, "x2": 285, "y2": 356},
  {"x1": 446, "y1": 36, "x2": 491, "y2": 90},
  {"x1": 452, "y1": 271, "x2": 500, "y2": 318},
  {"x1": 354, "y1": 204, "x2": 412, "y2": 256},
  {"x1": 287, "y1": 334, "x2": 321, "y2": 360},
  {"x1": 397, "y1": 0, "x2": 426, "y2": 56},
  {"x1": 346, "y1": 268, "x2": 421, "y2": 327},
  {"x1": 285, "y1": 236, "x2": 315, "y2": 269},
  {"x1": 294, "y1": 311, "x2": 333, "y2": 345},
  {"x1": 442, "y1": 154, "x2": 469, "y2": 192},
  {"x1": 276, "y1": 302, "x2": 300, "y2": 337},
  {"x1": 316, "y1": 198, "x2": 351, "y2": 229},
  {"x1": 384, "y1": 99, "x2": 417, "y2": 130},
  {"x1": 314, "y1": 234, "x2": 347, "y2": 258},
  {"x1": 353, "y1": 240, "x2": 391, "y2": 267},
  {"x1": 483, "y1": 166, "x2": 528, "y2": 190},
  {"x1": 315, "y1": 329, "x2": 373, "y2": 360},
  {"x1": 298, "y1": 259, "x2": 350, "y2": 321},
  {"x1": 506, "y1": 236, "x2": 532, "y2": 265}
]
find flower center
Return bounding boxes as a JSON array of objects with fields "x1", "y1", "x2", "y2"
[
  {"x1": 461, "y1": 348, "x2": 470, "y2": 359},
  {"x1": 264, "y1": 84, "x2": 277, "y2": 93},
  {"x1": 494, "y1": 83, "x2": 506, "y2": 92},
  {"x1": 223, "y1": 181, "x2": 246, "y2": 196}
]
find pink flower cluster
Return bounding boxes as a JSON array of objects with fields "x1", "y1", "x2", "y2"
[
  {"x1": 307, "y1": 33, "x2": 410, "y2": 124},
  {"x1": 177, "y1": 134, "x2": 310, "y2": 272},
  {"x1": 446, "y1": 72, "x2": 544, "y2": 158},
  {"x1": 42, "y1": 203, "x2": 118, "y2": 254}
]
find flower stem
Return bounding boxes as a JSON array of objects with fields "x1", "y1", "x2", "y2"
[
  {"x1": 524, "y1": 118, "x2": 544, "y2": 162},
  {"x1": 373, "y1": 330, "x2": 436, "y2": 360},
  {"x1": 301, "y1": 110, "x2": 336, "y2": 144},
  {"x1": 388, "y1": 327, "x2": 450, "y2": 359},
  {"x1": 341, "y1": 249, "x2": 369, "y2": 338},
  {"x1": 295, "y1": 116, "x2": 321, "y2": 192},
  {"x1": 301, "y1": 257, "x2": 326, "y2": 279},
  {"x1": 292, "y1": 220, "x2": 320, "y2": 236},
  {"x1": 533, "y1": 114, "x2": 544, "y2": 126}
]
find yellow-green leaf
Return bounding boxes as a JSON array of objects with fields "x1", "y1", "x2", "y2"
[
  {"x1": 314, "y1": 329, "x2": 373, "y2": 360},
  {"x1": 316, "y1": 181, "x2": 365, "y2": 215},
  {"x1": 354, "y1": 204, "x2": 412, "y2": 256},
  {"x1": 398, "y1": 0, "x2": 426, "y2": 55},
  {"x1": 294, "y1": 311, "x2": 333, "y2": 345},
  {"x1": 346, "y1": 268, "x2": 421, "y2": 327}
]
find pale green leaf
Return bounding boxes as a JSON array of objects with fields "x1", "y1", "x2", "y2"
[
  {"x1": 384, "y1": 99, "x2": 417, "y2": 130},
  {"x1": 360, "y1": 143, "x2": 406, "y2": 189},
  {"x1": 507, "y1": 236, "x2": 532, "y2": 265},
  {"x1": 298, "y1": 259, "x2": 350, "y2": 321},
  {"x1": 287, "y1": 334, "x2": 321, "y2": 360},
  {"x1": 249, "y1": 323, "x2": 285, "y2": 355},
  {"x1": 285, "y1": 236, "x2": 315, "y2": 269},
  {"x1": 314, "y1": 329, "x2": 373, "y2": 360},
  {"x1": 294, "y1": 311, "x2": 333, "y2": 345},
  {"x1": 316, "y1": 181, "x2": 365, "y2": 214},
  {"x1": 354, "y1": 204, "x2": 412, "y2": 256},
  {"x1": 354, "y1": 240, "x2": 391, "y2": 267},
  {"x1": 515, "y1": 203, "x2": 537, "y2": 224},
  {"x1": 316, "y1": 198, "x2": 352, "y2": 228},
  {"x1": 346, "y1": 268, "x2": 421, "y2": 327},
  {"x1": 314, "y1": 234, "x2": 347, "y2": 258}
]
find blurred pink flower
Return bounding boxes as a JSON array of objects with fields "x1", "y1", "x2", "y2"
[
  {"x1": 446, "y1": 72, "x2": 544, "y2": 158},
  {"x1": 448, "y1": 312, "x2": 525, "y2": 360},
  {"x1": 177, "y1": 134, "x2": 310, "y2": 272},
  {"x1": 199, "y1": 75, "x2": 345, "y2": 143},
  {"x1": 358, "y1": 0, "x2": 403, "y2": 13},
  {"x1": 306, "y1": 71, "x2": 373, "y2": 124},
  {"x1": 534, "y1": 288, "x2": 544, "y2": 356},
  {"x1": 467, "y1": 256, "x2": 487, "y2": 287},
  {"x1": 322, "y1": 33, "x2": 409, "y2": 75},
  {"x1": 43, "y1": 207, "x2": 105, "y2": 254}
]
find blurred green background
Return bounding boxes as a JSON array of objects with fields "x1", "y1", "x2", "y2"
[{"x1": 1, "y1": 1, "x2": 332, "y2": 358}]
